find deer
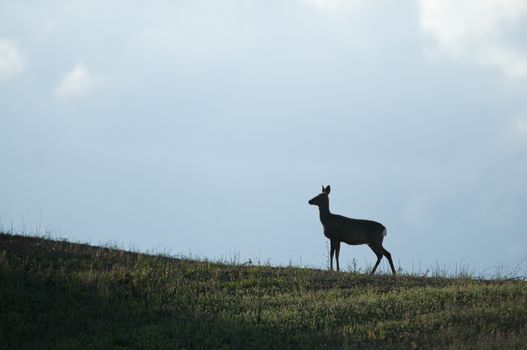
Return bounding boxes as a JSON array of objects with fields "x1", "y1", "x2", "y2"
[{"x1": 308, "y1": 185, "x2": 396, "y2": 275}]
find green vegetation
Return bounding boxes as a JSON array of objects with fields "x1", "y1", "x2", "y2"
[{"x1": 1, "y1": 232, "x2": 526, "y2": 349}]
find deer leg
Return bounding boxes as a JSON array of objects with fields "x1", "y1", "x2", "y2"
[
  {"x1": 383, "y1": 247, "x2": 397, "y2": 276},
  {"x1": 369, "y1": 244, "x2": 383, "y2": 275},
  {"x1": 335, "y1": 241, "x2": 341, "y2": 272},
  {"x1": 329, "y1": 240, "x2": 335, "y2": 271},
  {"x1": 373, "y1": 243, "x2": 396, "y2": 276}
]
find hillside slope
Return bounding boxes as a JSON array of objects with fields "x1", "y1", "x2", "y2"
[{"x1": 1, "y1": 233, "x2": 526, "y2": 349}]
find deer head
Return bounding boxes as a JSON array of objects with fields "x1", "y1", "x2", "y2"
[{"x1": 308, "y1": 185, "x2": 331, "y2": 206}]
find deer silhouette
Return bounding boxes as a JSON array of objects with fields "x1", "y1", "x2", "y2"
[{"x1": 309, "y1": 185, "x2": 396, "y2": 275}]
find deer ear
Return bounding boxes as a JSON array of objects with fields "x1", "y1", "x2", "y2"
[
  {"x1": 321, "y1": 185, "x2": 325, "y2": 193},
  {"x1": 325, "y1": 185, "x2": 331, "y2": 194}
]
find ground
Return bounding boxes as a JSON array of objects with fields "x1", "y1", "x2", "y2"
[{"x1": 1, "y1": 232, "x2": 526, "y2": 349}]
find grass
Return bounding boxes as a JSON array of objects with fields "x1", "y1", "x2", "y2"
[{"x1": 1, "y1": 232, "x2": 526, "y2": 349}]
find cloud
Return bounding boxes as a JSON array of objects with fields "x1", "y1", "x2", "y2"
[
  {"x1": 0, "y1": 38, "x2": 25, "y2": 81},
  {"x1": 419, "y1": 0, "x2": 527, "y2": 80},
  {"x1": 55, "y1": 64, "x2": 99, "y2": 99}
]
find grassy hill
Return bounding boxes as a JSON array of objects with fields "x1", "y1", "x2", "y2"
[{"x1": 1, "y1": 232, "x2": 526, "y2": 349}]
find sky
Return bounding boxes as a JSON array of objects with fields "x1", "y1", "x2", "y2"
[{"x1": 1, "y1": 0, "x2": 527, "y2": 276}]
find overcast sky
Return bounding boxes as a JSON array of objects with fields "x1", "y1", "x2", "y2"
[{"x1": 1, "y1": 0, "x2": 527, "y2": 275}]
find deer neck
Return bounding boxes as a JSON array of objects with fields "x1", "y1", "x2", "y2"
[{"x1": 318, "y1": 203, "x2": 331, "y2": 225}]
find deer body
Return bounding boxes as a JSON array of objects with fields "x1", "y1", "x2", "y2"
[
  {"x1": 324, "y1": 216, "x2": 384, "y2": 245},
  {"x1": 309, "y1": 185, "x2": 396, "y2": 275}
]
